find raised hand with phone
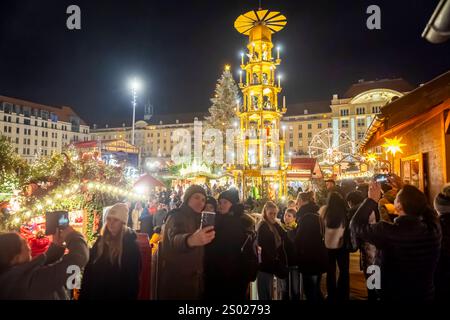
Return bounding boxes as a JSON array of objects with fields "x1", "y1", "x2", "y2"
[{"x1": 187, "y1": 225, "x2": 215, "y2": 247}]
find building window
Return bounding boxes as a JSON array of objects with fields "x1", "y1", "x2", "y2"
[
  {"x1": 341, "y1": 120, "x2": 349, "y2": 128},
  {"x1": 16, "y1": 128, "x2": 20, "y2": 134},
  {"x1": 372, "y1": 106, "x2": 381, "y2": 114},
  {"x1": 298, "y1": 125, "x2": 302, "y2": 130},
  {"x1": 340, "y1": 109, "x2": 349, "y2": 116},
  {"x1": 307, "y1": 124, "x2": 312, "y2": 130},
  {"x1": 357, "y1": 118, "x2": 365, "y2": 127},
  {"x1": 35, "y1": 140, "x2": 38, "y2": 146},
  {"x1": 15, "y1": 137, "x2": 19, "y2": 144},
  {"x1": 357, "y1": 132, "x2": 365, "y2": 139},
  {"x1": 317, "y1": 123, "x2": 322, "y2": 129},
  {"x1": 289, "y1": 141, "x2": 293, "y2": 147},
  {"x1": 356, "y1": 107, "x2": 365, "y2": 115},
  {"x1": 298, "y1": 133, "x2": 302, "y2": 138},
  {"x1": 308, "y1": 132, "x2": 312, "y2": 138}
]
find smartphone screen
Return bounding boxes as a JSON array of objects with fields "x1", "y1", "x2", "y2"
[
  {"x1": 45, "y1": 211, "x2": 69, "y2": 235},
  {"x1": 374, "y1": 174, "x2": 388, "y2": 183},
  {"x1": 58, "y1": 213, "x2": 69, "y2": 228},
  {"x1": 200, "y1": 211, "x2": 216, "y2": 229}
]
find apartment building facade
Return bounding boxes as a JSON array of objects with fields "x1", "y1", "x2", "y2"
[
  {"x1": 0, "y1": 96, "x2": 90, "y2": 163},
  {"x1": 91, "y1": 79, "x2": 414, "y2": 166},
  {"x1": 91, "y1": 113, "x2": 206, "y2": 167},
  {"x1": 283, "y1": 78, "x2": 413, "y2": 156}
]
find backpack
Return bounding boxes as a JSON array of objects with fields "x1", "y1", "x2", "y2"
[{"x1": 240, "y1": 231, "x2": 259, "y2": 282}]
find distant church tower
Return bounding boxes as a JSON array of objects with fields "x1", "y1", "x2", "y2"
[{"x1": 144, "y1": 100, "x2": 153, "y2": 121}]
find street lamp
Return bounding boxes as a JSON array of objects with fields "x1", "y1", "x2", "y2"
[{"x1": 130, "y1": 78, "x2": 142, "y2": 146}]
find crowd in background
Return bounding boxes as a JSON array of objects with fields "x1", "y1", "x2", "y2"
[{"x1": 1, "y1": 175, "x2": 450, "y2": 302}]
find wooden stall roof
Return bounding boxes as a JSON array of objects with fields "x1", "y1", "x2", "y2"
[{"x1": 361, "y1": 71, "x2": 450, "y2": 150}]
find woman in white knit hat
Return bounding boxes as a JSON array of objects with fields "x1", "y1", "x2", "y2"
[{"x1": 80, "y1": 202, "x2": 141, "y2": 300}]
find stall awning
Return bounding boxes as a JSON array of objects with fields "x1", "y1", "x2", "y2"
[
  {"x1": 133, "y1": 174, "x2": 166, "y2": 189},
  {"x1": 288, "y1": 157, "x2": 323, "y2": 179}
]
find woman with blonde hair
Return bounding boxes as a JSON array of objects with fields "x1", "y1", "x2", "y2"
[
  {"x1": 256, "y1": 201, "x2": 289, "y2": 300},
  {"x1": 80, "y1": 203, "x2": 141, "y2": 300}
]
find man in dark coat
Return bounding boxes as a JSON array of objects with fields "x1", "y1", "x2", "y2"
[
  {"x1": 157, "y1": 185, "x2": 214, "y2": 300},
  {"x1": 295, "y1": 212, "x2": 327, "y2": 301},
  {"x1": 351, "y1": 182, "x2": 441, "y2": 301},
  {"x1": 204, "y1": 188, "x2": 256, "y2": 300},
  {"x1": 296, "y1": 192, "x2": 320, "y2": 222},
  {"x1": 325, "y1": 179, "x2": 346, "y2": 199}
]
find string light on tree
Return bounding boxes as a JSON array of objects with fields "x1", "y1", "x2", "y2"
[{"x1": 8, "y1": 181, "x2": 147, "y2": 227}]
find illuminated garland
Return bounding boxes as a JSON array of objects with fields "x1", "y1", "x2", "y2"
[
  {"x1": 337, "y1": 171, "x2": 374, "y2": 180},
  {"x1": 8, "y1": 181, "x2": 147, "y2": 227}
]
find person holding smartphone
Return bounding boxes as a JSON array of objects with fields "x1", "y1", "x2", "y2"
[
  {"x1": 351, "y1": 181, "x2": 441, "y2": 301},
  {"x1": 0, "y1": 225, "x2": 88, "y2": 299},
  {"x1": 157, "y1": 185, "x2": 215, "y2": 300}
]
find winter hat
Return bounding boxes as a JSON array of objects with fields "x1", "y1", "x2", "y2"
[
  {"x1": 206, "y1": 196, "x2": 218, "y2": 212},
  {"x1": 105, "y1": 202, "x2": 129, "y2": 224},
  {"x1": 182, "y1": 185, "x2": 207, "y2": 204},
  {"x1": 218, "y1": 188, "x2": 240, "y2": 206},
  {"x1": 434, "y1": 183, "x2": 450, "y2": 215}
]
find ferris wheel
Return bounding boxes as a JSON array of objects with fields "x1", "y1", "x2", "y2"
[{"x1": 308, "y1": 128, "x2": 355, "y2": 165}]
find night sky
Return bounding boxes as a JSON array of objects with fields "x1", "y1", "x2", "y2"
[{"x1": 1, "y1": 0, "x2": 449, "y2": 127}]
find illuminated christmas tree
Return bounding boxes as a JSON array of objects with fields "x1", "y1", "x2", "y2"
[{"x1": 205, "y1": 66, "x2": 240, "y2": 132}]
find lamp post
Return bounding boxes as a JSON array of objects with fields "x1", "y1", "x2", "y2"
[{"x1": 130, "y1": 78, "x2": 141, "y2": 146}]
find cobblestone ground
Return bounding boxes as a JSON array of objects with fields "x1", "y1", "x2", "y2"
[
  {"x1": 320, "y1": 251, "x2": 368, "y2": 300},
  {"x1": 349, "y1": 252, "x2": 367, "y2": 300}
]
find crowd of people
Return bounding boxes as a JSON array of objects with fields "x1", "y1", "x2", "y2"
[{"x1": 1, "y1": 175, "x2": 449, "y2": 301}]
